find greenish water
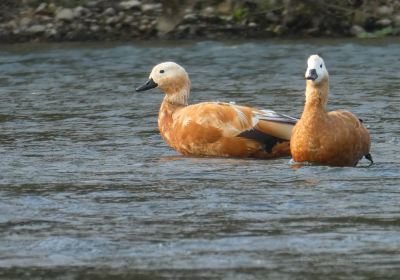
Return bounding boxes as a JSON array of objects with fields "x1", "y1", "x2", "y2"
[{"x1": 0, "y1": 39, "x2": 399, "y2": 279}]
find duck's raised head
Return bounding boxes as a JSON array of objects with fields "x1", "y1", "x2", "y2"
[
  {"x1": 305, "y1": 55, "x2": 329, "y2": 85},
  {"x1": 136, "y1": 62, "x2": 190, "y2": 105}
]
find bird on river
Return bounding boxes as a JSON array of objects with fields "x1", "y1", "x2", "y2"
[
  {"x1": 136, "y1": 62, "x2": 297, "y2": 159},
  {"x1": 290, "y1": 55, "x2": 373, "y2": 167}
]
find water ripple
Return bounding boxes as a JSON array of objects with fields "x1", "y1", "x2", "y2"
[{"x1": 0, "y1": 39, "x2": 399, "y2": 278}]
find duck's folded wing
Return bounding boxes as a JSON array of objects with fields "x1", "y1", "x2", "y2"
[
  {"x1": 329, "y1": 110, "x2": 363, "y2": 128},
  {"x1": 251, "y1": 109, "x2": 298, "y2": 141},
  {"x1": 174, "y1": 102, "x2": 254, "y2": 137},
  {"x1": 255, "y1": 109, "x2": 298, "y2": 124},
  {"x1": 176, "y1": 102, "x2": 297, "y2": 141}
]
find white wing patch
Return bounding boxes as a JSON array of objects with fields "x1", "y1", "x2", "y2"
[
  {"x1": 256, "y1": 109, "x2": 298, "y2": 124},
  {"x1": 231, "y1": 104, "x2": 250, "y2": 128}
]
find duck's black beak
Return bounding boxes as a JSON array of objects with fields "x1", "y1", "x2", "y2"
[
  {"x1": 136, "y1": 78, "x2": 158, "y2": 92},
  {"x1": 306, "y1": 69, "x2": 318, "y2": 81}
]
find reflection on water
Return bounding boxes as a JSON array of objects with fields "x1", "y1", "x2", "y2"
[{"x1": 0, "y1": 39, "x2": 400, "y2": 279}]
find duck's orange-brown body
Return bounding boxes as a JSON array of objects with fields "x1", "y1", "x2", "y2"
[
  {"x1": 291, "y1": 79, "x2": 371, "y2": 167},
  {"x1": 159, "y1": 99, "x2": 293, "y2": 158}
]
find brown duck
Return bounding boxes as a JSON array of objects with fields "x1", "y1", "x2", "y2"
[
  {"x1": 290, "y1": 55, "x2": 373, "y2": 167},
  {"x1": 136, "y1": 62, "x2": 297, "y2": 159}
]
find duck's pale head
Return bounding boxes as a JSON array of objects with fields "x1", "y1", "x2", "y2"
[
  {"x1": 136, "y1": 62, "x2": 190, "y2": 95},
  {"x1": 305, "y1": 55, "x2": 329, "y2": 85}
]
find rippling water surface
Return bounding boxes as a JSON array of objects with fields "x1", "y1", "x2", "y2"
[{"x1": 0, "y1": 39, "x2": 399, "y2": 279}]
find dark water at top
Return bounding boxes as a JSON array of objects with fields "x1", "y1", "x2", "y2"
[{"x1": 0, "y1": 39, "x2": 399, "y2": 279}]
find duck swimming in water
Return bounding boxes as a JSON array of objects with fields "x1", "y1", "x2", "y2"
[
  {"x1": 136, "y1": 62, "x2": 297, "y2": 159},
  {"x1": 290, "y1": 55, "x2": 373, "y2": 167}
]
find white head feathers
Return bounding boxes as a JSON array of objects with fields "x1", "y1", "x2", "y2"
[{"x1": 305, "y1": 55, "x2": 329, "y2": 84}]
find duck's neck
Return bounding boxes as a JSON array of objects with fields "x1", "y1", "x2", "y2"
[
  {"x1": 162, "y1": 81, "x2": 190, "y2": 106},
  {"x1": 302, "y1": 79, "x2": 329, "y2": 118},
  {"x1": 158, "y1": 84, "x2": 190, "y2": 143}
]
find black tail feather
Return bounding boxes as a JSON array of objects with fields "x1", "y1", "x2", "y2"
[
  {"x1": 237, "y1": 129, "x2": 282, "y2": 153},
  {"x1": 365, "y1": 153, "x2": 373, "y2": 165}
]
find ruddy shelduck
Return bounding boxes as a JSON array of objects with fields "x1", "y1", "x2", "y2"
[
  {"x1": 136, "y1": 62, "x2": 297, "y2": 158},
  {"x1": 290, "y1": 55, "x2": 373, "y2": 167}
]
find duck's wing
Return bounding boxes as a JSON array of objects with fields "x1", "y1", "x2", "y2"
[
  {"x1": 252, "y1": 109, "x2": 298, "y2": 140},
  {"x1": 241, "y1": 108, "x2": 298, "y2": 141},
  {"x1": 328, "y1": 109, "x2": 371, "y2": 154},
  {"x1": 173, "y1": 102, "x2": 253, "y2": 138},
  {"x1": 174, "y1": 102, "x2": 297, "y2": 141},
  {"x1": 254, "y1": 109, "x2": 298, "y2": 125},
  {"x1": 328, "y1": 110, "x2": 363, "y2": 128}
]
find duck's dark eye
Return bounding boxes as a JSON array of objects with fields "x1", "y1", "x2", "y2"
[
  {"x1": 320, "y1": 64, "x2": 323, "y2": 68},
  {"x1": 160, "y1": 70, "x2": 165, "y2": 74}
]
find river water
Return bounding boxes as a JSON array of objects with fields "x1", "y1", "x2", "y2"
[{"x1": 0, "y1": 39, "x2": 399, "y2": 279}]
